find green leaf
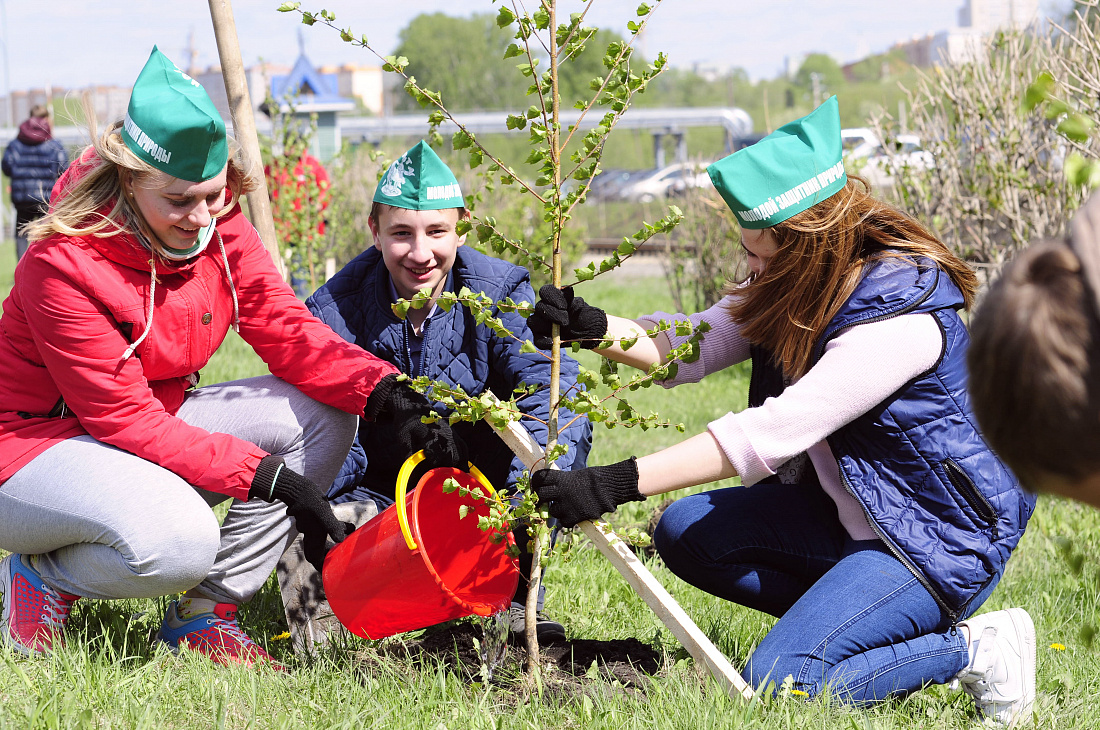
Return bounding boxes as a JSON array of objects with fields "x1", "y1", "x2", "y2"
[
  {"x1": 506, "y1": 114, "x2": 527, "y2": 130},
  {"x1": 504, "y1": 43, "x2": 524, "y2": 59},
  {"x1": 1044, "y1": 99, "x2": 1070, "y2": 120},
  {"x1": 526, "y1": 105, "x2": 542, "y2": 119},
  {"x1": 533, "y1": 8, "x2": 550, "y2": 29},
  {"x1": 496, "y1": 6, "x2": 516, "y2": 28},
  {"x1": 452, "y1": 129, "x2": 473, "y2": 150},
  {"x1": 276, "y1": 2, "x2": 301, "y2": 11},
  {"x1": 574, "y1": 262, "x2": 597, "y2": 281},
  {"x1": 458, "y1": 504, "x2": 469, "y2": 519},
  {"x1": 340, "y1": 29, "x2": 354, "y2": 42},
  {"x1": 1057, "y1": 113, "x2": 1094, "y2": 144},
  {"x1": 637, "y1": 2, "x2": 653, "y2": 15},
  {"x1": 520, "y1": 339, "x2": 539, "y2": 353},
  {"x1": 301, "y1": 12, "x2": 316, "y2": 25},
  {"x1": 391, "y1": 300, "x2": 410, "y2": 319},
  {"x1": 1022, "y1": 71, "x2": 1056, "y2": 112}
]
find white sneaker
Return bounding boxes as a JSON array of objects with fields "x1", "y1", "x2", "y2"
[{"x1": 954, "y1": 608, "x2": 1036, "y2": 727}]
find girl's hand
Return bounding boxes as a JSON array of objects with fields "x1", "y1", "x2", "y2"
[
  {"x1": 529, "y1": 285, "x2": 608, "y2": 350},
  {"x1": 250, "y1": 456, "x2": 354, "y2": 572},
  {"x1": 530, "y1": 458, "x2": 644, "y2": 528}
]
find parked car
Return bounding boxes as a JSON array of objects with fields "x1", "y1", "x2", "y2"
[
  {"x1": 585, "y1": 168, "x2": 650, "y2": 201},
  {"x1": 615, "y1": 161, "x2": 713, "y2": 203},
  {"x1": 841, "y1": 127, "x2": 933, "y2": 188}
]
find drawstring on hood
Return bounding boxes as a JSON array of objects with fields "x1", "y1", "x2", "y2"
[
  {"x1": 122, "y1": 257, "x2": 156, "y2": 361},
  {"x1": 217, "y1": 230, "x2": 241, "y2": 334},
  {"x1": 120, "y1": 228, "x2": 240, "y2": 361}
]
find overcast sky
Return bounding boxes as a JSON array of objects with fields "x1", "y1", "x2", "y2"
[{"x1": 0, "y1": 0, "x2": 1075, "y2": 93}]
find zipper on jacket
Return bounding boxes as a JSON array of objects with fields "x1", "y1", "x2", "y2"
[
  {"x1": 419, "y1": 318, "x2": 432, "y2": 377},
  {"x1": 838, "y1": 462, "x2": 959, "y2": 624},
  {"x1": 942, "y1": 458, "x2": 998, "y2": 539}
]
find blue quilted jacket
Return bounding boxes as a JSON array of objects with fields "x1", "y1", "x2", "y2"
[
  {"x1": 749, "y1": 257, "x2": 1034, "y2": 619},
  {"x1": 2, "y1": 127, "x2": 68, "y2": 208},
  {"x1": 307, "y1": 246, "x2": 592, "y2": 499}
]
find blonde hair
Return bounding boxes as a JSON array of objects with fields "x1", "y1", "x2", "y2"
[
  {"x1": 725, "y1": 175, "x2": 978, "y2": 379},
  {"x1": 26, "y1": 98, "x2": 260, "y2": 260}
]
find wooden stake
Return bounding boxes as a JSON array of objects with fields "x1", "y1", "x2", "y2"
[
  {"x1": 207, "y1": 0, "x2": 285, "y2": 278},
  {"x1": 486, "y1": 405, "x2": 756, "y2": 702}
]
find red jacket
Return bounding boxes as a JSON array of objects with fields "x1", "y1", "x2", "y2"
[{"x1": 0, "y1": 162, "x2": 397, "y2": 499}]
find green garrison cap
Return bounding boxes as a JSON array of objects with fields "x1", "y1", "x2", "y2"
[
  {"x1": 122, "y1": 46, "x2": 228, "y2": 182},
  {"x1": 707, "y1": 96, "x2": 847, "y2": 229},
  {"x1": 373, "y1": 141, "x2": 463, "y2": 210}
]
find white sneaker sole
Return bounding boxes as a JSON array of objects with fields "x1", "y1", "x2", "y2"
[{"x1": 1000, "y1": 607, "x2": 1037, "y2": 728}]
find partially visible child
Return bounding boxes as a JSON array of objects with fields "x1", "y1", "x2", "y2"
[
  {"x1": 306, "y1": 141, "x2": 592, "y2": 643},
  {"x1": 969, "y1": 193, "x2": 1100, "y2": 507}
]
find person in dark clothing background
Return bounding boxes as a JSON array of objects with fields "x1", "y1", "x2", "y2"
[{"x1": 3, "y1": 105, "x2": 69, "y2": 261}]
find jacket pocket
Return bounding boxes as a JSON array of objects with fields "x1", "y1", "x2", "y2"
[{"x1": 942, "y1": 458, "x2": 997, "y2": 534}]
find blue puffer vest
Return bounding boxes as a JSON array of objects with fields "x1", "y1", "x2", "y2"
[
  {"x1": 307, "y1": 246, "x2": 592, "y2": 496},
  {"x1": 1, "y1": 134, "x2": 68, "y2": 208},
  {"x1": 749, "y1": 257, "x2": 1035, "y2": 619}
]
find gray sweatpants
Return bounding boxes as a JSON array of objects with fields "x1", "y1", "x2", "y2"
[{"x1": 0, "y1": 375, "x2": 357, "y2": 605}]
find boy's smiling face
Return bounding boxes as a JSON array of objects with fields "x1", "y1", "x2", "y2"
[{"x1": 370, "y1": 206, "x2": 466, "y2": 301}]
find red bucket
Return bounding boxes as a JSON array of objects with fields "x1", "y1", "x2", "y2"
[{"x1": 323, "y1": 451, "x2": 520, "y2": 639}]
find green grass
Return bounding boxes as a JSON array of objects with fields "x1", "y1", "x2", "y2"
[
  {"x1": 0, "y1": 239, "x2": 14, "y2": 300},
  {"x1": 2, "y1": 261, "x2": 1099, "y2": 728}
]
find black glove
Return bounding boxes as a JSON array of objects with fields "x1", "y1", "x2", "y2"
[
  {"x1": 364, "y1": 373, "x2": 467, "y2": 469},
  {"x1": 529, "y1": 285, "x2": 608, "y2": 350},
  {"x1": 530, "y1": 458, "x2": 644, "y2": 528},
  {"x1": 251, "y1": 456, "x2": 354, "y2": 573}
]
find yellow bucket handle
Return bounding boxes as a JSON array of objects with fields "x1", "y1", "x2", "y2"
[{"x1": 395, "y1": 450, "x2": 500, "y2": 551}]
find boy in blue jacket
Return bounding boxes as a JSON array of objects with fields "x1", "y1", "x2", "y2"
[{"x1": 307, "y1": 142, "x2": 592, "y2": 642}]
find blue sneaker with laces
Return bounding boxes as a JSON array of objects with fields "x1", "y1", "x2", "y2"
[{"x1": 154, "y1": 600, "x2": 284, "y2": 670}]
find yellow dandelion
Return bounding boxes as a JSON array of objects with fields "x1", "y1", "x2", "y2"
[
  {"x1": 1049, "y1": 642, "x2": 1066, "y2": 651},
  {"x1": 791, "y1": 689, "x2": 809, "y2": 697},
  {"x1": 271, "y1": 631, "x2": 292, "y2": 641}
]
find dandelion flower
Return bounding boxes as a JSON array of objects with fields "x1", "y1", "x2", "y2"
[
  {"x1": 271, "y1": 631, "x2": 292, "y2": 641},
  {"x1": 791, "y1": 689, "x2": 809, "y2": 697},
  {"x1": 1049, "y1": 642, "x2": 1066, "y2": 651}
]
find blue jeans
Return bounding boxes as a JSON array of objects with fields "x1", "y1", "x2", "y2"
[{"x1": 653, "y1": 483, "x2": 994, "y2": 704}]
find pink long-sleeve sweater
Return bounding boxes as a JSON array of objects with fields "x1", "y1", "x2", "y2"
[{"x1": 637, "y1": 296, "x2": 943, "y2": 541}]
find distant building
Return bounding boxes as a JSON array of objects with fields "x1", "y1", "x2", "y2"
[
  {"x1": 266, "y1": 54, "x2": 355, "y2": 162},
  {"x1": 891, "y1": 34, "x2": 938, "y2": 68},
  {"x1": 958, "y1": 0, "x2": 1040, "y2": 33},
  {"x1": 196, "y1": 62, "x2": 291, "y2": 124},
  {"x1": 317, "y1": 64, "x2": 385, "y2": 116},
  {"x1": 927, "y1": 0, "x2": 1040, "y2": 65}
]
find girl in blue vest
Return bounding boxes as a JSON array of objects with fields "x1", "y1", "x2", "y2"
[{"x1": 529, "y1": 98, "x2": 1036, "y2": 725}]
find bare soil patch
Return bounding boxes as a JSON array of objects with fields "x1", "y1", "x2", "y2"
[{"x1": 356, "y1": 620, "x2": 664, "y2": 701}]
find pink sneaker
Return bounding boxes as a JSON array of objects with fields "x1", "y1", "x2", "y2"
[
  {"x1": 0, "y1": 553, "x2": 80, "y2": 656},
  {"x1": 154, "y1": 600, "x2": 284, "y2": 670}
]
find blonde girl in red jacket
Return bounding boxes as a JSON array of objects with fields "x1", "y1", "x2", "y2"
[{"x1": 0, "y1": 47, "x2": 461, "y2": 666}]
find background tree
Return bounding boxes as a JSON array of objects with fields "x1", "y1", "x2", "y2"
[
  {"x1": 794, "y1": 53, "x2": 844, "y2": 90},
  {"x1": 393, "y1": 13, "x2": 528, "y2": 112}
]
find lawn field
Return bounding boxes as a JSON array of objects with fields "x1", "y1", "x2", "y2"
[{"x1": 1, "y1": 249, "x2": 1098, "y2": 729}]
